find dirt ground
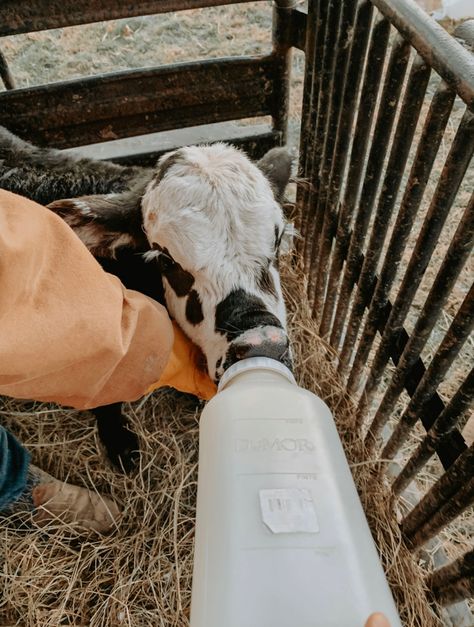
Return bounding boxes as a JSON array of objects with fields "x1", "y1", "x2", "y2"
[{"x1": 0, "y1": 2, "x2": 472, "y2": 625}]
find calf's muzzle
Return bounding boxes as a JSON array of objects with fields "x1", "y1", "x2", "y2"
[{"x1": 223, "y1": 325, "x2": 292, "y2": 372}]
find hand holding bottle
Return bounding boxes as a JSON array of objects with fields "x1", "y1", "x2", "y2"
[{"x1": 365, "y1": 613, "x2": 391, "y2": 627}]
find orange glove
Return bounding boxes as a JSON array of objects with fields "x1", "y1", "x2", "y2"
[
  {"x1": 147, "y1": 321, "x2": 217, "y2": 401},
  {"x1": 0, "y1": 189, "x2": 216, "y2": 408}
]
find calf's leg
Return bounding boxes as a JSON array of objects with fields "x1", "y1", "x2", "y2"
[{"x1": 92, "y1": 403, "x2": 139, "y2": 473}]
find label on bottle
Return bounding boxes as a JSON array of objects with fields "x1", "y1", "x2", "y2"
[{"x1": 259, "y1": 488, "x2": 319, "y2": 534}]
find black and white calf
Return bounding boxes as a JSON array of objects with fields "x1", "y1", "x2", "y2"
[{"x1": 0, "y1": 127, "x2": 293, "y2": 470}]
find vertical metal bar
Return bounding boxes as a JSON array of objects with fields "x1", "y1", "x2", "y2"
[
  {"x1": 338, "y1": 55, "x2": 431, "y2": 375},
  {"x1": 306, "y1": 0, "x2": 358, "y2": 314},
  {"x1": 0, "y1": 49, "x2": 15, "y2": 90},
  {"x1": 303, "y1": 0, "x2": 342, "y2": 280},
  {"x1": 346, "y1": 82, "x2": 456, "y2": 399},
  {"x1": 428, "y1": 550, "x2": 474, "y2": 606},
  {"x1": 432, "y1": 576, "x2": 474, "y2": 607},
  {"x1": 401, "y1": 443, "x2": 474, "y2": 544},
  {"x1": 408, "y1": 477, "x2": 474, "y2": 549},
  {"x1": 296, "y1": 0, "x2": 327, "y2": 253},
  {"x1": 356, "y1": 108, "x2": 474, "y2": 425},
  {"x1": 329, "y1": 34, "x2": 411, "y2": 348},
  {"x1": 325, "y1": 19, "x2": 392, "y2": 348},
  {"x1": 295, "y1": 0, "x2": 319, "y2": 236},
  {"x1": 369, "y1": 0, "x2": 474, "y2": 110},
  {"x1": 380, "y1": 282, "x2": 474, "y2": 459},
  {"x1": 393, "y1": 367, "x2": 474, "y2": 494},
  {"x1": 316, "y1": 0, "x2": 374, "y2": 336},
  {"x1": 321, "y1": 18, "x2": 391, "y2": 340},
  {"x1": 367, "y1": 193, "x2": 474, "y2": 444},
  {"x1": 272, "y1": 0, "x2": 296, "y2": 145}
]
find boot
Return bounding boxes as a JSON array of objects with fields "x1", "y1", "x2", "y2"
[{"x1": 1, "y1": 464, "x2": 120, "y2": 533}]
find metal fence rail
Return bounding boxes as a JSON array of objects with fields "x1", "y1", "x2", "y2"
[
  {"x1": 0, "y1": 0, "x2": 265, "y2": 36},
  {"x1": 1, "y1": 0, "x2": 472, "y2": 616},
  {"x1": 296, "y1": 0, "x2": 474, "y2": 612},
  {"x1": 0, "y1": 0, "x2": 292, "y2": 160}
]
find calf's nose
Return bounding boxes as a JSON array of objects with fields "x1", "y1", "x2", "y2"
[{"x1": 226, "y1": 326, "x2": 292, "y2": 369}]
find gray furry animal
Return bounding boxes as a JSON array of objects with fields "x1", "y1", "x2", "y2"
[{"x1": 0, "y1": 125, "x2": 143, "y2": 205}]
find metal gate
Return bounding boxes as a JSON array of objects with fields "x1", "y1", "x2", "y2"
[
  {"x1": 296, "y1": 0, "x2": 474, "y2": 618},
  {"x1": 0, "y1": 0, "x2": 472, "y2": 619}
]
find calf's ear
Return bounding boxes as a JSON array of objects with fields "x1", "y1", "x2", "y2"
[
  {"x1": 257, "y1": 147, "x2": 293, "y2": 202},
  {"x1": 47, "y1": 189, "x2": 148, "y2": 258}
]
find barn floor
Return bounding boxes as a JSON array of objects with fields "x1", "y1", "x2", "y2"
[
  {"x1": 0, "y1": 261, "x2": 443, "y2": 627},
  {"x1": 1, "y1": 1, "x2": 471, "y2": 444}
]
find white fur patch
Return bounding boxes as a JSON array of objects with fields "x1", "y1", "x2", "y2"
[
  {"x1": 141, "y1": 143, "x2": 289, "y2": 379},
  {"x1": 72, "y1": 200, "x2": 95, "y2": 217}
]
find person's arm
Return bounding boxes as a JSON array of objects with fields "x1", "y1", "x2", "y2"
[{"x1": 0, "y1": 189, "x2": 215, "y2": 409}]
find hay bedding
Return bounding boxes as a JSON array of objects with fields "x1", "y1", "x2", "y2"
[{"x1": 0, "y1": 261, "x2": 443, "y2": 627}]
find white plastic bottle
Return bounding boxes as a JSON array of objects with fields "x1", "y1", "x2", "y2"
[{"x1": 190, "y1": 357, "x2": 401, "y2": 627}]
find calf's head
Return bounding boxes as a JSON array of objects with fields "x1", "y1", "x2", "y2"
[{"x1": 49, "y1": 144, "x2": 293, "y2": 383}]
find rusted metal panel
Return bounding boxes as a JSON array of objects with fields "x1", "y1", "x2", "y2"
[
  {"x1": 307, "y1": 0, "x2": 359, "y2": 316},
  {"x1": 338, "y1": 55, "x2": 431, "y2": 375},
  {"x1": 69, "y1": 124, "x2": 281, "y2": 166},
  {"x1": 331, "y1": 26, "x2": 413, "y2": 339},
  {"x1": 401, "y1": 444, "x2": 474, "y2": 547},
  {"x1": 302, "y1": 0, "x2": 343, "y2": 275},
  {"x1": 0, "y1": 56, "x2": 276, "y2": 149},
  {"x1": 367, "y1": 300, "x2": 467, "y2": 469},
  {"x1": 392, "y1": 368, "x2": 474, "y2": 494},
  {"x1": 0, "y1": 0, "x2": 264, "y2": 37},
  {"x1": 286, "y1": 8, "x2": 307, "y2": 52},
  {"x1": 371, "y1": 0, "x2": 474, "y2": 109},
  {"x1": 295, "y1": 0, "x2": 326, "y2": 252},
  {"x1": 345, "y1": 81, "x2": 456, "y2": 398},
  {"x1": 329, "y1": 24, "x2": 403, "y2": 348},
  {"x1": 271, "y1": 0, "x2": 295, "y2": 145},
  {"x1": 316, "y1": 0, "x2": 374, "y2": 337},
  {"x1": 370, "y1": 193, "x2": 474, "y2": 451},
  {"x1": 0, "y1": 49, "x2": 15, "y2": 90},
  {"x1": 357, "y1": 108, "x2": 474, "y2": 430},
  {"x1": 296, "y1": 0, "x2": 473, "y2": 608},
  {"x1": 428, "y1": 550, "x2": 474, "y2": 606},
  {"x1": 393, "y1": 368, "x2": 474, "y2": 494},
  {"x1": 326, "y1": 17, "x2": 391, "y2": 347},
  {"x1": 408, "y1": 475, "x2": 474, "y2": 549},
  {"x1": 304, "y1": 0, "x2": 342, "y2": 282},
  {"x1": 382, "y1": 283, "x2": 474, "y2": 460}
]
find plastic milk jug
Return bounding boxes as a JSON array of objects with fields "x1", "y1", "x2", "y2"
[{"x1": 190, "y1": 357, "x2": 401, "y2": 627}]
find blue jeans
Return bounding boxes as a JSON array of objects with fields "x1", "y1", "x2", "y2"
[{"x1": 0, "y1": 426, "x2": 30, "y2": 510}]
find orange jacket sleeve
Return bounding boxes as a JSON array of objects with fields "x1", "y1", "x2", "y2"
[{"x1": 0, "y1": 190, "x2": 216, "y2": 409}]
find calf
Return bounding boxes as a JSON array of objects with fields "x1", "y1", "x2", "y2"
[{"x1": 1, "y1": 127, "x2": 293, "y2": 470}]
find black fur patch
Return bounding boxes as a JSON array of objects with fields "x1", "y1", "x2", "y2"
[
  {"x1": 186, "y1": 289, "x2": 204, "y2": 325},
  {"x1": 257, "y1": 263, "x2": 277, "y2": 298},
  {"x1": 154, "y1": 150, "x2": 184, "y2": 184},
  {"x1": 48, "y1": 177, "x2": 151, "y2": 256},
  {"x1": 0, "y1": 124, "x2": 146, "y2": 206},
  {"x1": 222, "y1": 335, "x2": 292, "y2": 373},
  {"x1": 274, "y1": 225, "x2": 280, "y2": 250},
  {"x1": 154, "y1": 245, "x2": 195, "y2": 297},
  {"x1": 274, "y1": 224, "x2": 285, "y2": 264},
  {"x1": 215, "y1": 289, "x2": 283, "y2": 341},
  {"x1": 100, "y1": 250, "x2": 165, "y2": 304}
]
